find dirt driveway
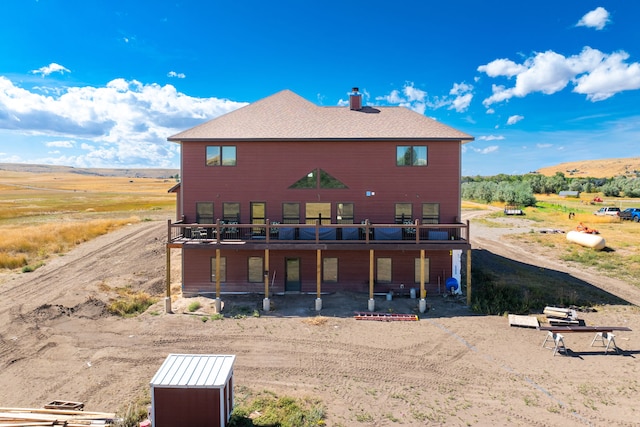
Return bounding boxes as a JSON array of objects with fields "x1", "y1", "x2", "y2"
[{"x1": 0, "y1": 213, "x2": 639, "y2": 426}]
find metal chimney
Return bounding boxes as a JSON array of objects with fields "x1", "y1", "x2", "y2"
[{"x1": 349, "y1": 87, "x2": 362, "y2": 110}]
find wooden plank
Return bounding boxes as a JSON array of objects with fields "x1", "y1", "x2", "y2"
[
  {"x1": 0, "y1": 423, "x2": 54, "y2": 426},
  {"x1": 354, "y1": 312, "x2": 418, "y2": 321},
  {"x1": 44, "y1": 401, "x2": 84, "y2": 411},
  {"x1": 539, "y1": 326, "x2": 632, "y2": 333},
  {"x1": 508, "y1": 314, "x2": 539, "y2": 328},
  {"x1": 543, "y1": 306, "x2": 577, "y2": 320}
]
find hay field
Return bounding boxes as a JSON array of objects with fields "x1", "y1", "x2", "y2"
[
  {"x1": 0, "y1": 169, "x2": 176, "y2": 270},
  {"x1": 536, "y1": 156, "x2": 640, "y2": 178}
]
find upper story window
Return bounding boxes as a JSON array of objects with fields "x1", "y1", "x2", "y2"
[
  {"x1": 206, "y1": 146, "x2": 237, "y2": 166},
  {"x1": 196, "y1": 202, "x2": 214, "y2": 224},
  {"x1": 396, "y1": 146, "x2": 427, "y2": 166},
  {"x1": 422, "y1": 203, "x2": 440, "y2": 224},
  {"x1": 282, "y1": 203, "x2": 300, "y2": 224}
]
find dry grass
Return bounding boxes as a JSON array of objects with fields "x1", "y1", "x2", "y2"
[
  {"x1": 536, "y1": 157, "x2": 640, "y2": 178},
  {"x1": 0, "y1": 169, "x2": 175, "y2": 270},
  {"x1": 0, "y1": 218, "x2": 141, "y2": 269},
  {"x1": 302, "y1": 316, "x2": 329, "y2": 326}
]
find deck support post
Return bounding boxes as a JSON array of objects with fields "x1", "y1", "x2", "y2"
[
  {"x1": 466, "y1": 249, "x2": 472, "y2": 307},
  {"x1": 215, "y1": 248, "x2": 222, "y2": 313},
  {"x1": 263, "y1": 249, "x2": 270, "y2": 312},
  {"x1": 368, "y1": 249, "x2": 375, "y2": 311},
  {"x1": 419, "y1": 249, "x2": 426, "y2": 313},
  {"x1": 315, "y1": 249, "x2": 322, "y2": 311},
  {"x1": 165, "y1": 244, "x2": 172, "y2": 314}
]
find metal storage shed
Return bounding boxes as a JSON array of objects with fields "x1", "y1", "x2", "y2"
[{"x1": 150, "y1": 354, "x2": 236, "y2": 427}]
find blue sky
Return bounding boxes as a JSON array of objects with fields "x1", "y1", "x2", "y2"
[{"x1": 1, "y1": 1, "x2": 639, "y2": 176}]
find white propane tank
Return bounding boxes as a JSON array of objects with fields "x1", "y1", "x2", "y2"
[{"x1": 566, "y1": 231, "x2": 605, "y2": 250}]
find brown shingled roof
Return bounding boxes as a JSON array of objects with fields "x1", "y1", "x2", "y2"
[{"x1": 168, "y1": 89, "x2": 474, "y2": 142}]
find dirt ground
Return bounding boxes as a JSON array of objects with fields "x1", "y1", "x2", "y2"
[{"x1": 0, "y1": 211, "x2": 639, "y2": 426}]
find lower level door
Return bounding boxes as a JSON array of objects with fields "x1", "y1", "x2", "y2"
[{"x1": 285, "y1": 258, "x2": 301, "y2": 292}]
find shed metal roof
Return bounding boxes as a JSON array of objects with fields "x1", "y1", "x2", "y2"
[
  {"x1": 168, "y1": 90, "x2": 474, "y2": 143},
  {"x1": 150, "y1": 354, "x2": 236, "y2": 388}
]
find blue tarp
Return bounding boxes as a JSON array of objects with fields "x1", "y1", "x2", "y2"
[
  {"x1": 279, "y1": 228, "x2": 295, "y2": 240},
  {"x1": 342, "y1": 227, "x2": 359, "y2": 240},
  {"x1": 299, "y1": 228, "x2": 337, "y2": 240},
  {"x1": 428, "y1": 230, "x2": 449, "y2": 240},
  {"x1": 374, "y1": 228, "x2": 402, "y2": 240}
]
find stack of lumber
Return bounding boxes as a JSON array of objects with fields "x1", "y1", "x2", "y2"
[
  {"x1": 543, "y1": 306, "x2": 579, "y2": 325},
  {"x1": 354, "y1": 312, "x2": 419, "y2": 321},
  {"x1": 508, "y1": 314, "x2": 539, "y2": 328},
  {"x1": 0, "y1": 407, "x2": 117, "y2": 426}
]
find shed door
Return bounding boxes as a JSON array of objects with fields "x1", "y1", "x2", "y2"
[{"x1": 285, "y1": 258, "x2": 301, "y2": 292}]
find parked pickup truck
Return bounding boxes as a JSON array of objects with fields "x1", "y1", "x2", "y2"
[
  {"x1": 618, "y1": 207, "x2": 640, "y2": 222},
  {"x1": 593, "y1": 207, "x2": 621, "y2": 216}
]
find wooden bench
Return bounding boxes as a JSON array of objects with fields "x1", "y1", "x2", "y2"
[{"x1": 539, "y1": 326, "x2": 632, "y2": 355}]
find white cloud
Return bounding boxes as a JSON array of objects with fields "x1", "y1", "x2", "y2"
[
  {"x1": 536, "y1": 143, "x2": 553, "y2": 148},
  {"x1": 168, "y1": 71, "x2": 186, "y2": 79},
  {"x1": 30, "y1": 63, "x2": 71, "y2": 77},
  {"x1": 45, "y1": 140, "x2": 75, "y2": 148},
  {"x1": 507, "y1": 115, "x2": 524, "y2": 125},
  {"x1": 477, "y1": 59, "x2": 526, "y2": 78},
  {"x1": 375, "y1": 81, "x2": 473, "y2": 114},
  {"x1": 468, "y1": 145, "x2": 499, "y2": 154},
  {"x1": 576, "y1": 7, "x2": 610, "y2": 30},
  {"x1": 573, "y1": 50, "x2": 640, "y2": 101},
  {"x1": 0, "y1": 76, "x2": 247, "y2": 168},
  {"x1": 479, "y1": 146, "x2": 499, "y2": 154},
  {"x1": 478, "y1": 47, "x2": 640, "y2": 105},
  {"x1": 477, "y1": 135, "x2": 505, "y2": 141}
]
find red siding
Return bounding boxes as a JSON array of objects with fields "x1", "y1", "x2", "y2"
[
  {"x1": 177, "y1": 138, "x2": 464, "y2": 295},
  {"x1": 154, "y1": 387, "x2": 222, "y2": 427},
  {"x1": 183, "y1": 246, "x2": 453, "y2": 296},
  {"x1": 179, "y1": 140, "x2": 461, "y2": 224}
]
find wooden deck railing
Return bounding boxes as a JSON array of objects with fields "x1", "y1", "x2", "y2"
[{"x1": 168, "y1": 219, "x2": 469, "y2": 245}]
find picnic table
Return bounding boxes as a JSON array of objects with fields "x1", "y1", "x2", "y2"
[{"x1": 539, "y1": 326, "x2": 632, "y2": 355}]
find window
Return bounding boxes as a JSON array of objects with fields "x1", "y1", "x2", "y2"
[
  {"x1": 196, "y1": 202, "x2": 214, "y2": 224},
  {"x1": 336, "y1": 202, "x2": 354, "y2": 224},
  {"x1": 323, "y1": 258, "x2": 338, "y2": 283},
  {"x1": 206, "y1": 146, "x2": 236, "y2": 166},
  {"x1": 223, "y1": 202, "x2": 240, "y2": 223},
  {"x1": 289, "y1": 169, "x2": 348, "y2": 189},
  {"x1": 396, "y1": 146, "x2": 427, "y2": 166},
  {"x1": 414, "y1": 257, "x2": 430, "y2": 284},
  {"x1": 395, "y1": 203, "x2": 412, "y2": 223},
  {"x1": 210, "y1": 256, "x2": 227, "y2": 282},
  {"x1": 282, "y1": 203, "x2": 300, "y2": 224},
  {"x1": 248, "y1": 256, "x2": 264, "y2": 283},
  {"x1": 376, "y1": 258, "x2": 392, "y2": 283},
  {"x1": 305, "y1": 202, "x2": 331, "y2": 224},
  {"x1": 251, "y1": 202, "x2": 266, "y2": 235},
  {"x1": 422, "y1": 203, "x2": 440, "y2": 224}
]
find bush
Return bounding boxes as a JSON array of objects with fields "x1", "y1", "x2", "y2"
[{"x1": 107, "y1": 287, "x2": 157, "y2": 317}]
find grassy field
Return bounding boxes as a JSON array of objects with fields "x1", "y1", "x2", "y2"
[
  {"x1": 518, "y1": 194, "x2": 640, "y2": 285},
  {"x1": 469, "y1": 193, "x2": 640, "y2": 314},
  {"x1": 0, "y1": 169, "x2": 176, "y2": 270}
]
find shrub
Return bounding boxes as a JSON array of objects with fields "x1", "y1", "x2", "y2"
[
  {"x1": 187, "y1": 301, "x2": 202, "y2": 312},
  {"x1": 107, "y1": 287, "x2": 157, "y2": 317}
]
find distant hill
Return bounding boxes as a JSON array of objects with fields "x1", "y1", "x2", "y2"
[
  {"x1": 0, "y1": 163, "x2": 179, "y2": 179},
  {"x1": 536, "y1": 157, "x2": 640, "y2": 178}
]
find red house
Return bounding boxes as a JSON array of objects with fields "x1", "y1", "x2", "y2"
[{"x1": 166, "y1": 88, "x2": 473, "y2": 311}]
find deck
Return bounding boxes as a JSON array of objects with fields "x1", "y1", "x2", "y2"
[{"x1": 167, "y1": 220, "x2": 470, "y2": 251}]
